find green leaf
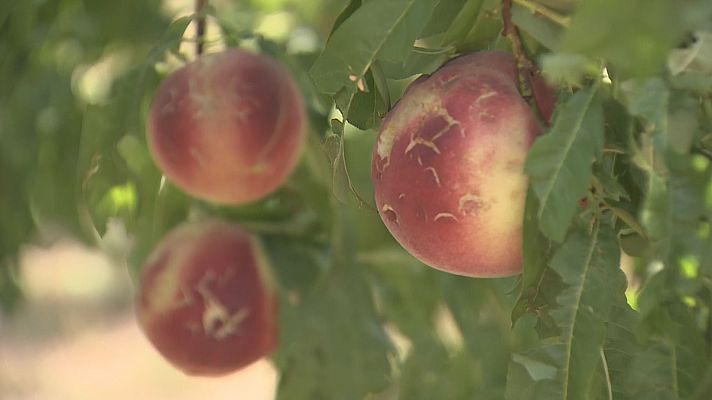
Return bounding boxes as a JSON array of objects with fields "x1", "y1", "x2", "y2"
[
  {"x1": 668, "y1": 31, "x2": 712, "y2": 76},
  {"x1": 602, "y1": 301, "x2": 641, "y2": 400},
  {"x1": 507, "y1": 224, "x2": 630, "y2": 400},
  {"x1": 323, "y1": 120, "x2": 373, "y2": 209},
  {"x1": 540, "y1": 53, "x2": 600, "y2": 86},
  {"x1": 506, "y1": 341, "x2": 565, "y2": 399},
  {"x1": 379, "y1": 46, "x2": 453, "y2": 80},
  {"x1": 0, "y1": 0, "x2": 18, "y2": 30},
  {"x1": 627, "y1": 329, "x2": 707, "y2": 399},
  {"x1": 512, "y1": 3, "x2": 564, "y2": 51},
  {"x1": 632, "y1": 272, "x2": 708, "y2": 398},
  {"x1": 377, "y1": 1, "x2": 439, "y2": 63},
  {"x1": 620, "y1": 77, "x2": 669, "y2": 127},
  {"x1": 440, "y1": 0, "x2": 485, "y2": 47},
  {"x1": 0, "y1": 261, "x2": 22, "y2": 313},
  {"x1": 640, "y1": 153, "x2": 711, "y2": 261},
  {"x1": 549, "y1": 225, "x2": 624, "y2": 399},
  {"x1": 670, "y1": 72, "x2": 712, "y2": 94},
  {"x1": 458, "y1": 0, "x2": 503, "y2": 53},
  {"x1": 512, "y1": 188, "x2": 554, "y2": 325},
  {"x1": 143, "y1": 16, "x2": 192, "y2": 64},
  {"x1": 667, "y1": 91, "x2": 699, "y2": 154},
  {"x1": 309, "y1": 0, "x2": 438, "y2": 96},
  {"x1": 534, "y1": 0, "x2": 580, "y2": 13},
  {"x1": 627, "y1": 341, "x2": 680, "y2": 400},
  {"x1": 398, "y1": 344, "x2": 481, "y2": 399},
  {"x1": 419, "y1": 0, "x2": 469, "y2": 38},
  {"x1": 525, "y1": 87, "x2": 604, "y2": 242},
  {"x1": 511, "y1": 353, "x2": 558, "y2": 381},
  {"x1": 442, "y1": 277, "x2": 516, "y2": 394},
  {"x1": 335, "y1": 68, "x2": 388, "y2": 130},
  {"x1": 274, "y1": 263, "x2": 392, "y2": 400}
]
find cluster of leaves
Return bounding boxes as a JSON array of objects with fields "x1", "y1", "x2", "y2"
[
  {"x1": 2, "y1": 0, "x2": 712, "y2": 399},
  {"x1": 0, "y1": 0, "x2": 169, "y2": 309},
  {"x1": 304, "y1": 0, "x2": 712, "y2": 398}
]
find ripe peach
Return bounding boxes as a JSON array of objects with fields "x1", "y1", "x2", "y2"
[
  {"x1": 136, "y1": 219, "x2": 277, "y2": 376},
  {"x1": 147, "y1": 49, "x2": 307, "y2": 204},
  {"x1": 371, "y1": 51, "x2": 552, "y2": 277}
]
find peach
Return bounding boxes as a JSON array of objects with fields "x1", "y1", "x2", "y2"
[
  {"x1": 371, "y1": 51, "x2": 551, "y2": 277},
  {"x1": 147, "y1": 49, "x2": 307, "y2": 204},
  {"x1": 136, "y1": 219, "x2": 277, "y2": 376}
]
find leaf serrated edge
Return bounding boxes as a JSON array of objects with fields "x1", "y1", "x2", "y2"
[{"x1": 535, "y1": 88, "x2": 599, "y2": 224}]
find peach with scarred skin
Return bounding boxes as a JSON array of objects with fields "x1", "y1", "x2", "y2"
[
  {"x1": 136, "y1": 219, "x2": 277, "y2": 376},
  {"x1": 371, "y1": 51, "x2": 554, "y2": 277},
  {"x1": 147, "y1": 48, "x2": 307, "y2": 205}
]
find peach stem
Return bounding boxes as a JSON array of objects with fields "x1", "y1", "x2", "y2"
[{"x1": 195, "y1": 0, "x2": 207, "y2": 55}]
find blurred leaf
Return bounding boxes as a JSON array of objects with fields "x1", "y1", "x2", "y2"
[
  {"x1": 534, "y1": 0, "x2": 580, "y2": 13},
  {"x1": 0, "y1": 0, "x2": 17, "y2": 29},
  {"x1": 561, "y1": 0, "x2": 693, "y2": 77},
  {"x1": 629, "y1": 302, "x2": 708, "y2": 398},
  {"x1": 325, "y1": 0, "x2": 358, "y2": 37},
  {"x1": 668, "y1": 31, "x2": 712, "y2": 75},
  {"x1": 398, "y1": 344, "x2": 480, "y2": 399},
  {"x1": 146, "y1": 15, "x2": 192, "y2": 60},
  {"x1": 274, "y1": 262, "x2": 392, "y2": 400},
  {"x1": 627, "y1": 341, "x2": 681, "y2": 399},
  {"x1": 670, "y1": 72, "x2": 712, "y2": 94},
  {"x1": 0, "y1": 261, "x2": 22, "y2": 313},
  {"x1": 443, "y1": 277, "x2": 515, "y2": 395},
  {"x1": 641, "y1": 152, "x2": 712, "y2": 262},
  {"x1": 667, "y1": 91, "x2": 699, "y2": 154},
  {"x1": 540, "y1": 53, "x2": 599, "y2": 86},
  {"x1": 310, "y1": 0, "x2": 438, "y2": 95},
  {"x1": 526, "y1": 87, "x2": 604, "y2": 242},
  {"x1": 619, "y1": 230, "x2": 649, "y2": 258},
  {"x1": 512, "y1": 3, "x2": 564, "y2": 51},
  {"x1": 620, "y1": 77, "x2": 669, "y2": 128},
  {"x1": 606, "y1": 204, "x2": 646, "y2": 239},
  {"x1": 263, "y1": 236, "x2": 328, "y2": 293},
  {"x1": 511, "y1": 353, "x2": 557, "y2": 381}
]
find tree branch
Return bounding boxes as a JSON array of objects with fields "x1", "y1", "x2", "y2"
[
  {"x1": 195, "y1": 0, "x2": 207, "y2": 55},
  {"x1": 502, "y1": 0, "x2": 540, "y2": 115}
]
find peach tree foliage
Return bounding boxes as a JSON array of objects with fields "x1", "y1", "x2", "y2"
[{"x1": 1, "y1": 0, "x2": 712, "y2": 399}]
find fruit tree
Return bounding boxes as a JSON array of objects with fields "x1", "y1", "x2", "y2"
[{"x1": 1, "y1": 0, "x2": 712, "y2": 399}]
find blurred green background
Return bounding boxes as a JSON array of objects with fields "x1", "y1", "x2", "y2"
[{"x1": 0, "y1": 1, "x2": 348, "y2": 398}]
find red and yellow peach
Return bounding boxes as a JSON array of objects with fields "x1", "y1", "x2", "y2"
[
  {"x1": 372, "y1": 51, "x2": 553, "y2": 277},
  {"x1": 136, "y1": 219, "x2": 277, "y2": 376},
  {"x1": 147, "y1": 49, "x2": 307, "y2": 205}
]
